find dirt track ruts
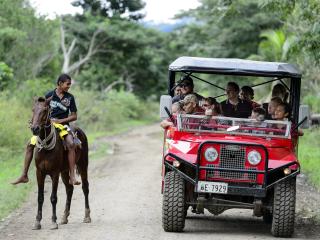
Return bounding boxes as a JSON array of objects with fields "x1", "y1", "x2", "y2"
[{"x1": 0, "y1": 124, "x2": 320, "y2": 240}]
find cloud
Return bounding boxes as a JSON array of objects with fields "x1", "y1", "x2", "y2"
[{"x1": 143, "y1": 0, "x2": 200, "y2": 23}]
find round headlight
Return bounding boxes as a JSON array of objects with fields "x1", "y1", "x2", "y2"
[
  {"x1": 204, "y1": 147, "x2": 218, "y2": 162},
  {"x1": 247, "y1": 150, "x2": 262, "y2": 166}
]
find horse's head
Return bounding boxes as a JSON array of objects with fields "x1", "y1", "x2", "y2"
[{"x1": 30, "y1": 97, "x2": 51, "y2": 135}]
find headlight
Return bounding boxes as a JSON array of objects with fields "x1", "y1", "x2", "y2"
[
  {"x1": 247, "y1": 150, "x2": 262, "y2": 166},
  {"x1": 204, "y1": 147, "x2": 218, "y2": 162}
]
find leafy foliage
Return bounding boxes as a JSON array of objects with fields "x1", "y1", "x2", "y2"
[
  {"x1": 0, "y1": 62, "x2": 13, "y2": 90},
  {"x1": 0, "y1": 0, "x2": 59, "y2": 82},
  {"x1": 72, "y1": 0, "x2": 145, "y2": 20}
]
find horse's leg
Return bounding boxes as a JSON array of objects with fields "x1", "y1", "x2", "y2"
[
  {"x1": 80, "y1": 171, "x2": 91, "y2": 223},
  {"x1": 33, "y1": 170, "x2": 45, "y2": 230},
  {"x1": 60, "y1": 170, "x2": 74, "y2": 224},
  {"x1": 50, "y1": 173, "x2": 59, "y2": 230}
]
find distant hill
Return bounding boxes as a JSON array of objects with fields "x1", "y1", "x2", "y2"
[{"x1": 142, "y1": 18, "x2": 192, "y2": 32}]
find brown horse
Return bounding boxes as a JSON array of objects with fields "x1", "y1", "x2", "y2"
[{"x1": 30, "y1": 97, "x2": 91, "y2": 230}]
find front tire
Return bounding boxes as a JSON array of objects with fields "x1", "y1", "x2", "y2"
[
  {"x1": 162, "y1": 171, "x2": 186, "y2": 232},
  {"x1": 271, "y1": 177, "x2": 296, "y2": 237}
]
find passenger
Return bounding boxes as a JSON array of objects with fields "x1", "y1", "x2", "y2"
[
  {"x1": 171, "y1": 102, "x2": 183, "y2": 115},
  {"x1": 262, "y1": 83, "x2": 289, "y2": 113},
  {"x1": 274, "y1": 102, "x2": 291, "y2": 121},
  {"x1": 160, "y1": 94, "x2": 203, "y2": 129},
  {"x1": 273, "y1": 102, "x2": 304, "y2": 138},
  {"x1": 160, "y1": 102, "x2": 183, "y2": 129},
  {"x1": 239, "y1": 86, "x2": 260, "y2": 109},
  {"x1": 272, "y1": 83, "x2": 289, "y2": 103},
  {"x1": 180, "y1": 94, "x2": 204, "y2": 114},
  {"x1": 172, "y1": 75, "x2": 203, "y2": 103},
  {"x1": 272, "y1": 102, "x2": 299, "y2": 136},
  {"x1": 202, "y1": 97, "x2": 221, "y2": 116},
  {"x1": 250, "y1": 107, "x2": 266, "y2": 121},
  {"x1": 174, "y1": 83, "x2": 182, "y2": 97},
  {"x1": 267, "y1": 97, "x2": 283, "y2": 120},
  {"x1": 220, "y1": 82, "x2": 252, "y2": 118}
]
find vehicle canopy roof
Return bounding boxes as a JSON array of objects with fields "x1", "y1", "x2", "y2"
[{"x1": 169, "y1": 56, "x2": 301, "y2": 78}]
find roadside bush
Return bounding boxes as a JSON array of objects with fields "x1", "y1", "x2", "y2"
[
  {"x1": 299, "y1": 128, "x2": 320, "y2": 187},
  {"x1": 74, "y1": 88, "x2": 157, "y2": 131},
  {"x1": 303, "y1": 94, "x2": 320, "y2": 113},
  {"x1": 0, "y1": 95, "x2": 30, "y2": 156},
  {"x1": 15, "y1": 78, "x2": 54, "y2": 105}
]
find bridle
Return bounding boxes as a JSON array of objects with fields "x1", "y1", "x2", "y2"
[{"x1": 32, "y1": 104, "x2": 57, "y2": 152}]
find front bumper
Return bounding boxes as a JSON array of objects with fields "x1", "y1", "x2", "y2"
[{"x1": 164, "y1": 141, "x2": 300, "y2": 198}]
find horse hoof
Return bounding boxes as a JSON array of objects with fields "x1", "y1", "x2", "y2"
[
  {"x1": 32, "y1": 222, "x2": 41, "y2": 230},
  {"x1": 50, "y1": 222, "x2": 58, "y2": 230},
  {"x1": 83, "y1": 217, "x2": 91, "y2": 223},
  {"x1": 60, "y1": 218, "x2": 68, "y2": 225}
]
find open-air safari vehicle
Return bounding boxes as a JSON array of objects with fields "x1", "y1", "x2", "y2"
[{"x1": 160, "y1": 57, "x2": 310, "y2": 237}]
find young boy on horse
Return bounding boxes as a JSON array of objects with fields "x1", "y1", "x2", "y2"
[{"x1": 12, "y1": 74, "x2": 80, "y2": 186}]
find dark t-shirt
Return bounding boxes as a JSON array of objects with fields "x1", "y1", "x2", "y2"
[
  {"x1": 220, "y1": 98, "x2": 252, "y2": 118},
  {"x1": 45, "y1": 89, "x2": 77, "y2": 120}
]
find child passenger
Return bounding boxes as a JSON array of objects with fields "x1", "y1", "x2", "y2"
[
  {"x1": 202, "y1": 97, "x2": 221, "y2": 116},
  {"x1": 274, "y1": 102, "x2": 291, "y2": 121},
  {"x1": 273, "y1": 102, "x2": 304, "y2": 139},
  {"x1": 267, "y1": 97, "x2": 283, "y2": 120},
  {"x1": 250, "y1": 107, "x2": 266, "y2": 121}
]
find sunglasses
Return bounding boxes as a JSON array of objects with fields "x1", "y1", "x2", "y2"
[{"x1": 180, "y1": 83, "x2": 192, "y2": 88}]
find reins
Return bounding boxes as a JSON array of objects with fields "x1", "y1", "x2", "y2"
[
  {"x1": 36, "y1": 124, "x2": 56, "y2": 151},
  {"x1": 35, "y1": 106, "x2": 57, "y2": 152}
]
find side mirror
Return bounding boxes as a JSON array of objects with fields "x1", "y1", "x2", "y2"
[
  {"x1": 299, "y1": 105, "x2": 310, "y2": 129},
  {"x1": 160, "y1": 95, "x2": 172, "y2": 120}
]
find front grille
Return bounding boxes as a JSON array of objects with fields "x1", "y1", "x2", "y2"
[{"x1": 206, "y1": 144, "x2": 257, "y2": 181}]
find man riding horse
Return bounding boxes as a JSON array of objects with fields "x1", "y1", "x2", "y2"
[{"x1": 12, "y1": 74, "x2": 80, "y2": 186}]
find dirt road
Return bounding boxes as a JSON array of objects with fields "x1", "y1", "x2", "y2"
[{"x1": 1, "y1": 124, "x2": 320, "y2": 239}]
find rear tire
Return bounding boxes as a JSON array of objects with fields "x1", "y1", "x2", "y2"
[
  {"x1": 162, "y1": 171, "x2": 186, "y2": 232},
  {"x1": 271, "y1": 177, "x2": 296, "y2": 237}
]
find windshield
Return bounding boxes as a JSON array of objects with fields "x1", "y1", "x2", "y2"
[{"x1": 177, "y1": 114, "x2": 292, "y2": 139}]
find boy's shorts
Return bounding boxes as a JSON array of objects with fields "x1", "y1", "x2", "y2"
[{"x1": 30, "y1": 123, "x2": 69, "y2": 146}]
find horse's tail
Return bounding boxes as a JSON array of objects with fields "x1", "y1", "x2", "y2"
[{"x1": 74, "y1": 127, "x2": 89, "y2": 175}]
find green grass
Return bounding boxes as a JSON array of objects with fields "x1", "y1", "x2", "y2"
[
  {"x1": 298, "y1": 127, "x2": 320, "y2": 187},
  {"x1": 0, "y1": 152, "x2": 35, "y2": 220}
]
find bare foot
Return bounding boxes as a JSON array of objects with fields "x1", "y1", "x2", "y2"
[{"x1": 11, "y1": 175, "x2": 29, "y2": 185}]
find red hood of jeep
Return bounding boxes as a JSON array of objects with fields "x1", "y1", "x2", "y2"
[{"x1": 167, "y1": 132, "x2": 297, "y2": 168}]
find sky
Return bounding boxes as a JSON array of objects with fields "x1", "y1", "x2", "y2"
[{"x1": 30, "y1": 0, "x2": 200, "y2": 23}]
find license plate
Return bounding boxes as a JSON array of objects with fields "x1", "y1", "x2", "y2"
[{"x1": 197, "y1": 181, "x2": 228, "y2": 194}]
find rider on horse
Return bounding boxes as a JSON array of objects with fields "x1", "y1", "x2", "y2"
[{"x1": 12, "y1": 74, "x2": 81, "y2": 186}]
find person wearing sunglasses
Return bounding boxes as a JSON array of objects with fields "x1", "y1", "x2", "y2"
[
  {"x1": 220, "y1": 81, "x2": 252, "y2": 118},
  {"x1": 202, "y1": 97, "x2": 221, "y2": 116},
  {"x1": 172, "y1": 76, "x2": 203, "y2": 104}
]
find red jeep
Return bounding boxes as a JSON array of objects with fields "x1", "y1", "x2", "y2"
[{"x1": 160, "y1": 57, "x2": 309, "y2": 237}]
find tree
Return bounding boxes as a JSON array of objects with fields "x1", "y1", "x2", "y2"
[
  {"x1": 171, "y1": 0, "x2": 282, "y2": 59},
  {"x1": 71, "y1": 0, "x2": 145, "y2": 20},
  {"x1": 249, "y1": 29, "x2": 296, "y2": 61},
  {"x1": 60, "y1": 17, "x2": 108, "y2": 74},
  {"x1": 0, "y1": 0, "x2": 59, "y2": 81},
  {"x1": 0, "y1": 62, "x2": 13, "y2": 91}
]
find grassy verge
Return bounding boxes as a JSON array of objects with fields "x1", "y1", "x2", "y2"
[
  {"x1": 0, "y1": 152, "x2": 35, "y2": 220},
  {"x1": 298, "y1": 127, "x2": 320, "y2": 187}
]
